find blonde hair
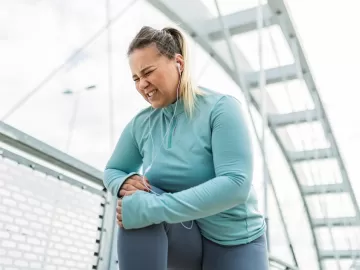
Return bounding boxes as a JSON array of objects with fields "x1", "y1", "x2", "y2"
[{"x1": 127, "y1": 26, "x2": 202, "y2": 117}]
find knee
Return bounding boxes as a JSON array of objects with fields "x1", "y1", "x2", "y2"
[
  {"x1": 117, "y1": 185, "x2": 166, "y2": 243},
  {"x1": 117, "y1": 223, "x2": 167, "y2": 252},
  {"x1": 118, "y1": 223, "x2": 165, "y2": 241}
]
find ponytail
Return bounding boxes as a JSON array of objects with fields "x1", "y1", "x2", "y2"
[
  {"x1": 162, "y1": 27, "x2": 202, "y2": 118},
  {"x1": 128, "y1": 26, "x2": 203, "y2": 118}
]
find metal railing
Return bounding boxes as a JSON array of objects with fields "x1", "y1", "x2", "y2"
[
  {"x1": 0, "y1": 121, "x2": 118, "y2": 270},
  {"x1": 0, "y1": 121, "x2": 299, "y2": 269}
]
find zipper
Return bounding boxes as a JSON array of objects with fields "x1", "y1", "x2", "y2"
[{"x1": 167, "y1": 118, "x2": 177, "y2": 148}]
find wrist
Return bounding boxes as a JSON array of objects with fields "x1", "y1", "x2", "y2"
[
  {"x1": 116, "y1": 172, "x2": 139, "y2": 198},
  {"x1": 122, "y1": 191, "x2": 161, "y2": 229}
]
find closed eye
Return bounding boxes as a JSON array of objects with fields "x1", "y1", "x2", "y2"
[
  {"x1": 132, "y1": 68, "x2": 155, "y2": 82},
  {"x1": 144, "y1": 70, "x2": 153, "y2": 77}
]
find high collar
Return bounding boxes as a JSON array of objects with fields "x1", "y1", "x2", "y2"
[{"x1": 162, "y1": 98, "x2": 185, "y2": 118}]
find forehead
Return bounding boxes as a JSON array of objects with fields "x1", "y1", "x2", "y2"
[{"x1": 129, "y1": 44, "x2": 163, "y2": 71}]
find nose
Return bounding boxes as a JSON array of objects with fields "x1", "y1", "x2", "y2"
[{"x1": 139, "y1": 77, "x2": 150, "y2": 92}]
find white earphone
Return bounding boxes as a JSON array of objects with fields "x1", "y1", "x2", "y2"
[
  {"x1": 176, "y1": 62, "x2": 181, "y2": 74},
  {"x1": 140, "y1": 60, "x2": 193, "y2": 230}
]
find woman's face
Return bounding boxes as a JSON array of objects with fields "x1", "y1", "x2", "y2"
[{"x1": 129, "y1": 44, "x2": 183, "y2": 108}]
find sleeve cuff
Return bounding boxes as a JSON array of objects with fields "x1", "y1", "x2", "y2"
[
  {"x1": 115, "y1": 172, "x2": 139, "y2": 198},
  {"x1": 122, "y1": 191, "x2": 163, "y2": 229}
]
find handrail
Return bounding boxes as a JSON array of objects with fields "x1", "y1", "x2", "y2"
[
  {"x1": 0, "y1": 121, "x2": 117, "y2": 270},
  {"x1": 269, "y1": 255, "x2": 299, "y2": 269},
  {"x1": 0, "y1": 121, "x2": 103, "y2": 186},
  {"x1": 0, "y1": 146, "x2": 104, "y2": 196}
]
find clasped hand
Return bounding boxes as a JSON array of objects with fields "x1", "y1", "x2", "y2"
[{"x1": 116, "y1": 174, "x2": 150, "y2": 228}]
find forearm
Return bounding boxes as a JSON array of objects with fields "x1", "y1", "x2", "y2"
[
  {"x1": 122, "y1": 173, "x2": 251, "y2": 229},
  {"x1": 103, "y1": 118, "x2": 143, "y2": 197},
  {"x1": 104, "y1": 169, "x2": 139, "y2": 197},
  {"x1": 159, "y1": 174, "x2": 251, "y2": 222}
]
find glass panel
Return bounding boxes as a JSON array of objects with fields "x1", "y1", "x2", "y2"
[
  {"x1": 316, "y1": 227, "x2": 360, "y2": 251},
  {"x1": 233, "y1": 25, "x2": 294, "y2": 71},
  {"x1": 276, "y1": 122, "x2": 330, "y2": 152},
  {"x1": 306, "y1": 193, "x2": 356, "y2": 219},
  {"x1": 267, "y1": 185, "x2": 295, "y2": 265},
  {"x1": 196, "y1": 52, "x2": 247, "y2": 103},
  {"x1": 294, "y1": 159, "x2": 343, "y2": 186},
  {"x1": 323, "y1": 259, "x2": 357, "y2": 270},
  {"x1": 199, "y1": 0, "x2": 268, "y2": 17},
  {"x1": 349, "y1": 260, "x2": 360, "y2": 269},
  {"x1": 249, "y1": 107, "x2": 318, "y2": 269},
  {"x1": 316, "y1": 227, "x2": 335, "y2": 252},
  {"x1": 250, "y1": 117, "x2": 295, "y2": 266},
  {"x1": 251, "y1": 79, "x2": 315, "y2": 114},
  {"x1": 0, "y1": 0, "x2": 178, "y2": 169},
  {"x1": 210, "y1": 38, "x2": 251, "y2": 77},
  {"x1": 250, "y1": 89, "x2": 281, "y2": 115},
  {"x1": 1, "y1": 0, "x2": 103, "y2": 119}
]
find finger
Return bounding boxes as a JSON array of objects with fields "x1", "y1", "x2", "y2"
[
  {"x1": 134, "y1": 180, "x2": 150, "y2": 191},
  {"x1": 124, "y1": 190, "x2": 138, "y2": 196},
  {"x1": 132, "y1": 175, "x2": 150, "y2": 185},
  {"x1": 131, "y1": 175, "x2": 143, "y2": 181},
  {"x1": 119, "y1": 189, "x2": 133, "y2": 197},
  {"x1": 116, "y1": 218, "x2": 123, "y2": 228},
  {"x1": 127, "y1": 179, "x2": 149, "y2": 191},
  {"x1": 117, "y1": 199, "x2": 122, "y2": 207},
  {"x1": 116, "y1": 212, "x2": 122, "y2": 222},
  {"x1": 121, "y1": 183, "x2": 137, "y2": 191},
  {"x1": 116, "y1": 206, "x2": 122, "y2": 215}
]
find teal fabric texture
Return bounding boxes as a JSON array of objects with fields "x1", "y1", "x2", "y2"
[{"x1": 104, "y1": 88, "x2": 266, "y2": 245}]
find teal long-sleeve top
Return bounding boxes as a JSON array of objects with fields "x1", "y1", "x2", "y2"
[{"x1": 104, "y1": 89, "x2": 265, "y2": 245}]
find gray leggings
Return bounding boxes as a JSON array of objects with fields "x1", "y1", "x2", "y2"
[{"x1": 117, "y1": 187, "x2": 269, "y2": 270}]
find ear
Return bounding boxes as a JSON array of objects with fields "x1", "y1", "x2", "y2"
[{"x1": 175, "y1": 53, "x2": 184, "y2": 73}]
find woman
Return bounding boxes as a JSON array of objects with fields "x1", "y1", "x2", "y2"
[{"x1": 103, "y1": 26, "x2": 268, "y2": 270}]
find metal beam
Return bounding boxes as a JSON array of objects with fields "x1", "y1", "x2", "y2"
[
  {"x1": 288, "y1": 148, "x2": 335, "y2": 163},
  {"x1": 268, "y1": 109, "x2": 319, "y2": 127},
  {"x1": 313, "y1": 217, "x2": 360, "y2": 227},
  {"x1": 96, "y1": 192, "x2": 118, "y2": 270},
  {"x1": 203, "y1": 5, "x2": 275, "y2": 41},
  {"x1": 0, "y1": 146, "x2": 104, "y2": 196},
  {"x1": 149, "y1": 0, "x2": 254, "y2": 74},
  {"x1": 267, "y1": 0, "x2": 317, "y2": 96},
  {"x1": 268, "y1": 124, "x2": 320, "y2": 269},
  {"x1": 269, "y1": 255, "x2": 299, "y2": 270},
  {"x1": 0, "y1": 121, "x2": 104, "y2": 186},
  {"x1": 268, "y1": 0, "x2": 360, "y2": 207},
  {"x1": 267, "y1": 1, "x2": 360, "y2": 267},
  {"x1": 246, "y1": 64, "x2": 298, "y2": 88},
  {"x1": 301, "y1": 183, "x2": 346, "y2": 195},
  {"x1": 320, "y1": 250, "x2": 360, "y2": 260}
]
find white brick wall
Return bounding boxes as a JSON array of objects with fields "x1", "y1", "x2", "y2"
[{"x1": 0, "y1": 156, "x2": 105, "y2": 270}]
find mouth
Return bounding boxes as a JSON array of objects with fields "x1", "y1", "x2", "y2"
[{"x1": 146, "y1": 89, "x2": 157, "y2": 99}]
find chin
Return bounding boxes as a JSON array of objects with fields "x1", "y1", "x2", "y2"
[
  {"x1": 149, "y1": 100, "x2": 166, "y2": 109},
  {"x1": 151, "y1": 104, "x2": 164, "y2": 109}
]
